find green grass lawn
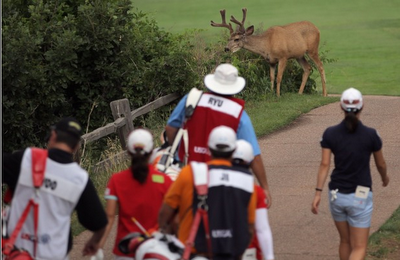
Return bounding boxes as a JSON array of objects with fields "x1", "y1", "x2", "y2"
[{"x1": 132, "y1": 0, "x2": 400, "y2": 96}]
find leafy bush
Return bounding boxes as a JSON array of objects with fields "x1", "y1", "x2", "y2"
[{"x1": 2, "y1": 0, "x2": 198, "y2": 152}]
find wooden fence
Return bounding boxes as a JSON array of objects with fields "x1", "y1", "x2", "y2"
[{"x1": 80, "y1": 93, "x2": 180, "y2": 173}]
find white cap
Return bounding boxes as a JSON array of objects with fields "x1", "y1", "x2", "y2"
[
  {"x1": 204, "y1": 64, "x2": 246, "y2": 95},
  {"x1": 127, "y1": 129, "x2": 154, "y2": 155},
  {"x1": 232, "y1": 140, "x2": 254, "y2": 164},
  {"x1": 207, "y1": 126, "x2": 237, "y2": 152},
  {"x1": 340, "y1": 88, "x2": 363, "y2": 112}
]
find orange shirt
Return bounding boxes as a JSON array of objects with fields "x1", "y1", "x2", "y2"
[{"x1": 163, "y1": 159, "x2": 257, "y2": 244}]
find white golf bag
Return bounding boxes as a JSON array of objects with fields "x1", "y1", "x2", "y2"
[{"x1": 118, "y1": 231, "x2": 208, "y2": 260}]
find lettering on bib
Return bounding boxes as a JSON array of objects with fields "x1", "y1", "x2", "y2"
[
  {"x1": 208, "y1": 97, "x2": 224, "y2": 107},
  {"x1": 212, "y1": 229, "x2": 232, "y2": 238}
]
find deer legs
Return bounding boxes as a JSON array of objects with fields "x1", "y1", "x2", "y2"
[
  {"x1": 269, "y1": 59, "x2": 288, "y2": 97},
  {"x1": 269, "y1": 64, "x2": 276, "y2": 94},
  {"x1": 297, "y1": 57, "x2": 312, "y2": 95},
  {"x1": 270, "y1": 56, "x2": 326, "y2": 97},
  {"x1": 274, "y1": 59, "x2": 288, "y2": 97},
  {"x1": 308, "y1": 52, "x2": 327, "y2": 96}
]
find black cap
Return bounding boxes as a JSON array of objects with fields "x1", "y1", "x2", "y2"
[{"x1": 54, "y1": 117, "x2": 83, "y2": 139}]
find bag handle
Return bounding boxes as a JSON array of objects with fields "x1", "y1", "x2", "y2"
[{"x1": 3, "y1": 148, "x2": 47, "y2": 257}]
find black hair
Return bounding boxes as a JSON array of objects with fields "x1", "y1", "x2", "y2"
[
  {"x1": 130, "y1": 149, "x2": 151, "y2": 184},
  {"x1": 209, "y1": 148, "x2": 234, "y2": 159},
  {"x1": 344, "y1": 110, "x2": 360, "y2": 133},
  {"x1": 232, "y1": 158, "x2": 251, "y2": 169},
  {"x1": 54, "y1": 130, "x2": 80, "y2": 149}
]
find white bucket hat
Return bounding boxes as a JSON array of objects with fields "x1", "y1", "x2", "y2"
[
  {"x1": 340, "y1": 87, "x2": 363, "y2": 112},
  {"x1": 127, "y1": 129, "x2": 154, "y2": 155},
  {"x1": 232, "y1": 139, "x2": 254, "y2": 164},
  {"x1": 207, "y1": 126, "x2": 237, "y2": 152},
  {"x1": 204, "y1": 64, "x2": 246, "y2": 95}
]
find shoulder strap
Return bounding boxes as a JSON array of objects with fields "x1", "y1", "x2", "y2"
[
  {"x1": 31, "y1": 148, "x2": 48, "y2": 188},
  {"x1": 161, "y1": 88, "x2": 203, "y2": 170},
  {"x1": 2, "y1": 148, "x2": 47, "y2": 257},
  {"x1": 190, "y1": 162, "x2": 209, "y2": 196},
  {"x1": 182, "y1": 162, "x2": 211, "y2": 260},
  {"x1": 185, "y1": 87, "x2": 203, "y2": 119}
]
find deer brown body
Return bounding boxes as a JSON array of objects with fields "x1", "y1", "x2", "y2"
[{"x1": 211, "y1": 9, "x2": 327, "y2": 97}]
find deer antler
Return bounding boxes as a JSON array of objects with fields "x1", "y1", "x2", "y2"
[
  {"x1": 230, "y1": 8, "x2": 247, "y2": 33},
  {"x1": 211, "y1": 9, "x2": 234, "y2": 34}
]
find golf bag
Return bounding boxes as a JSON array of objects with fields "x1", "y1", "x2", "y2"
[
  {"x1": 118, "y1": 231, "x2": 208, "y2": 260},
  {"x1": 2, "y1": 148, "x2": 48, "y2": 260}
]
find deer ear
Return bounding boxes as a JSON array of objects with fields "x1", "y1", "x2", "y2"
[{"x1": 245, "y1": 26, "x2": 254, "y2": 36}]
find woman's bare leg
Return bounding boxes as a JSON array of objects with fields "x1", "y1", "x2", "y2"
[
  {"x1": 349, "y1": 226, "x2": 370, "y2": 260},
  {"x1": 334, "y1": 221, "x2": 351, "y2": 260}
]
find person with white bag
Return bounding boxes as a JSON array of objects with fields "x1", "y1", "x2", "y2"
[
  {"x1": 165, "y1": 63, "x2": 272, "y2": 208},
  {"x1": 3, "y1": 117, "x2": 108, "y2": 259},
  {"x1": 159, "y1": 126, "x2": 257, "y2": 260}
]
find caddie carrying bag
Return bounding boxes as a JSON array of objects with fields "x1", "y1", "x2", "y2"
[
  {"x1": 2, "y1": 148, "x2": 48, "y2": 260},
  {"x1": 155, "y1": 87, "x2": 203, "y2": 175},
  {"x1": 181, "y1": 162, "x2": 212, "y2": 260}
]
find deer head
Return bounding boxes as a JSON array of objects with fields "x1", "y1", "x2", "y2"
[{"x1": 211, "y1": 8, "x2": 255, "y2": 53}]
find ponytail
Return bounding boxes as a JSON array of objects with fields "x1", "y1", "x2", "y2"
[
  {"x1": 344, "y1": 111, "x2": 359, "y2": 133},
  {"x1": 130, "y1": 149, "x2": 151, "y2": 184}
]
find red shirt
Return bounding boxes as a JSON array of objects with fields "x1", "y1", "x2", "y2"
[
  {"x1": 248, "y1": 185, "x2": 267, "y2": 260},
  {"x1": 179, "y1": 93, "x2": 244, "y2": 163},
  {"x1": 105, "y1": 165, "x2": 172, "y2": 256}
]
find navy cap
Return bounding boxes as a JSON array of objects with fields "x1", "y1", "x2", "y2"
[{"x1": 54, "y1": 117, "x2": 82, "y2": 139}]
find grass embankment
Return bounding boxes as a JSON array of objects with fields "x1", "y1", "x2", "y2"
[{"x1": 367, "y1": 207, "x2": 400, "y2": 259}]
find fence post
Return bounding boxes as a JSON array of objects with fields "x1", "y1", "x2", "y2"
[{"x1": 110, "y1": 99, "x2": 134, "y2": 150}]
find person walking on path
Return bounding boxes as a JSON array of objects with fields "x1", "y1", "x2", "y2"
[
  {"x1": 311, "y1": 88, "x2": 389, "y2": 260},
  {"x1": 232, "y1": 140, "x2": 275, "y2": 260},
  {"x1": 158, "y1": 126, "x2": 257, "y2": 260},
  {"x1": 98, "y1": 128, "x2": 173, "y2": 260},
  {"x1": 2, "y1": 117, "x2": 108, "y2": 259},
  {"x1": 165, "y1": 63, "x2": 272, "y2": 207}
]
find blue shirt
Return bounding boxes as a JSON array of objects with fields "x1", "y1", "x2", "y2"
[
  {"x1": 321, "y1": 120, "x2": 382, "y2": 193},
  {"x1": 167, "y1": 94, "x2": 261, "y2": 156}
]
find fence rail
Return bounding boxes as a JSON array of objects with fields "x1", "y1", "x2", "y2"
[
  {"x1": 80, "y1": 93, "x2": 180, "y2": 173},
  {"x1": 81, "y1": 93, "x2": 180, "y2": 144}
]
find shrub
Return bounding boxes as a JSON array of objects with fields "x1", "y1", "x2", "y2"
[{"x1": 2, "y1": 0, "x2": 198, "y2": 152}]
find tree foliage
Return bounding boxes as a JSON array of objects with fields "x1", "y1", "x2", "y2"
[{"x1": 2, "y1": 0, "x2": 197, "y2": 152}]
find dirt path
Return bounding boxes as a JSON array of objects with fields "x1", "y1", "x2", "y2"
[{"x1": 69, "y1": 95, "x2": 400, "y2": 260}]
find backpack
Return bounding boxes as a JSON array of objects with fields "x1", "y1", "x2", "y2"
[{"x1": 2, "y1": 148, "x2": 48, "y2": 260}]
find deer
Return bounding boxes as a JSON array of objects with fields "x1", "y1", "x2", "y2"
[{"x1": 211, "y1": 8, "x2": 327, "y2": 97}]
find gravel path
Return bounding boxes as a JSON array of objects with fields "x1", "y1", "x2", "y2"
[{"x1": 69, "y1": 95, "x2": 400, "y2": 260}]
